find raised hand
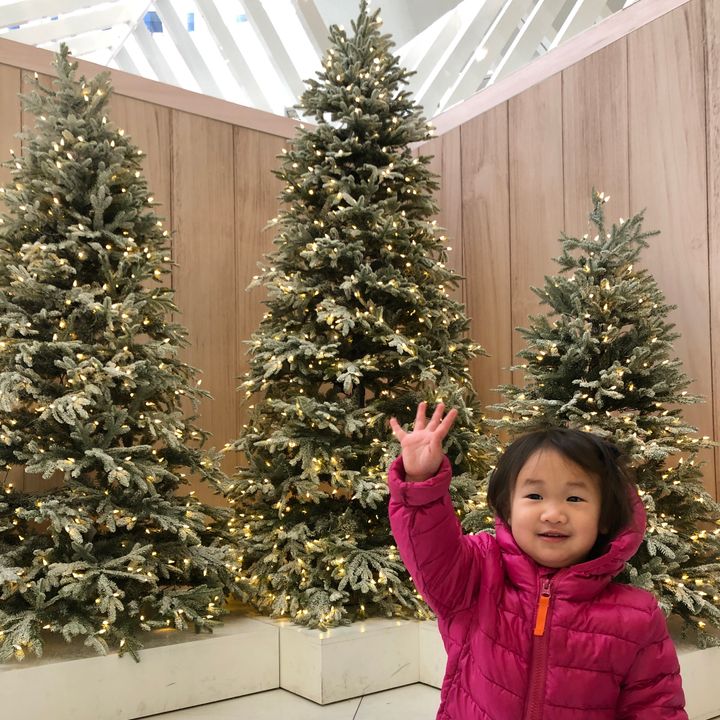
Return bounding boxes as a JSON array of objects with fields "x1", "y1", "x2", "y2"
[{"x1": 389, "y1": 401, "x2": 457, "y2": 482}]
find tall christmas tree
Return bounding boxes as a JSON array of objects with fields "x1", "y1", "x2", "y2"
[
  {"x1": 231, "y1": 1, "x2": 491, "y2": 628},
  {"x1": 0, "y1": 47, "x2": 241, "y2": 661},
  {"x1": 494, "y1": 191, "x2": 720, "y2": 645}
]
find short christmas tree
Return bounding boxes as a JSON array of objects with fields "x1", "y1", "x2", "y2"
[
  {"x1": 0, "y1": 46, "x2": 240, "y2": 661},
  {"x1": 494, "y1": 190, "x2": 720, "y2": 645},
  {"x1": 231, "y1": 1, "x2": 491, "y2": 628}
]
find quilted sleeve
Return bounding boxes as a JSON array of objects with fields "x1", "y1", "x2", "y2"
[
  {"x1": 387, "y1": 454, "x2": 491, "y2": 619},
  {"x1": 616, "y1": 604, "x2": 688, "y2": 719}
]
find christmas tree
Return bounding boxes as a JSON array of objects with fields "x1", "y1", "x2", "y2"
[
  {"x1": 0, "y1": 46, "x2": 241, "y2": 661},
  {"x1": 231, "y1": 1, "x2": 491, "y2": 628},
  {"x1": 494, "y1": 190, "x2": 720, "y2": 645}
]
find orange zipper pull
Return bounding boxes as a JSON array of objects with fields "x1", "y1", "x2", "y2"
[{"x1": 533, "y1": 580, "x2": 551, "y2": 636}]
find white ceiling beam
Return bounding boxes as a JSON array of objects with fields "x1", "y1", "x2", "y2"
[
  {"x1": 549, "y1": 0, "x2": 611, "y2": 50},
  {"x1": 114, "y1": 45, "x2": 141, "y2": 75},
  {"x1": 105, "y1": 0, "x2": 153, "y2": 65},
  {"x1": 2, "y1": 0, "x2": 147, "y2": 45},
  {"x1": 490, "y1": 0, "x2": 562, "y2": 82},
  {"x1": 291, "y1": 0, "x2": 329, "y2": 58},
  {"x1": 193, "y1": 0, "x2": 273, "y2": 111},
  {"x1": 403, "y1": 9, "x2": 462, "y2": 96},
  {"x1": 415, "y1": 0, "x2": 515, "y2": 118},
  {"x1": 131, "y1": 24, "x2": 180, "y2": 87},
  {"x1": 153, "y1": 0, "x2": 223, "y2": 98},
  {"x1": 0, "y1": 0, "x2": 105, "y2": 28},
  {"x1": 440, "y1": 0, "x2": 534, "y2": 111},
  {"x1": 41, "y1": 27, "x2": 128, "y2": 56},
  {"x1": 242, "y1": 0, "x2": 306, "y2": 99}
]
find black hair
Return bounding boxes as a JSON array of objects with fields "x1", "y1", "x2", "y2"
[{"x1": 487, "y1": 427, "x2": 634, "y2": 541}]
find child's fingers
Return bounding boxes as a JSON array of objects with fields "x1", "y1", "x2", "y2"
[
  {"x1": 413, "y1": 401, "x2": 428, "y2": 431},
  {"x1": 436, "y1": 408, "x2": 458, "y2": 439},
  {"x1": 388, "y1": 417, "x2": 406, "y2": 440},
  {"x1": 426, "y1": 402, "x2": 446, "y2": 431}
]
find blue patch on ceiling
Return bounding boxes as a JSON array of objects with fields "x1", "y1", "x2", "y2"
[{"x1": 144, "y1": 11, "x2": 163, "y2": 33}]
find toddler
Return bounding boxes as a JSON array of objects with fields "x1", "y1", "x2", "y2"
[{"x1": 388, "y1": 402, "x2": 686, "y2": 720}]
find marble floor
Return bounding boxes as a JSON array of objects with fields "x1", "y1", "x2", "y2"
[{"x1": 146, "y1": 684, "x2": 441, "y2": 720}]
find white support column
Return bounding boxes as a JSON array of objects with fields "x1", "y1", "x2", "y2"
[
  {"x1": 132, "y1": 24, "x2": 180, "y2": 87},
  {"x1": 194, "y1": 0, "x2": 273, "y2": 111},
  {"x1": 242, "y1": 0, "x2": 305, "y2": 99},
  {"x1": 153, "y1": 0, "x2": 223, "y2": 98}
]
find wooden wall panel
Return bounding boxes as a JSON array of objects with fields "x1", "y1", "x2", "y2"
[
  {"x1": 108, "y1": 95, "x2": 173, "y2": 303},
  {"x1": 508, "y1": 75, "x2": 565, "y2": 365},
  {"x1": 20, "y1": 72, "x2": 52, "y2": 143},
  {"x1": 628, "y1": 0, "x2": 715, "y2": 490},
  {"x1": 421, "y1": 130, "x2": 464, "y2": 301},
  {"x1": 0, "y1": 64, "x2": 21, "y2": 189},
  {"x1": 234, "y1": 127, "x2": 287, "y2": 433},
  {"x1": 109, "y1": 96, "x2": 172, "y2": 238},
  {"x1": 705, "y1": 0, "x2": 720, "y2": 498},
  {"x1": 460, "y1": 105, "x2": 511, "y2": 413},
  {"x1": 562, "y1": 38, "x2": 630, "y2": 234},
  {"x1": 172, "y1": 111, "x2": 236, "y2": 503}
]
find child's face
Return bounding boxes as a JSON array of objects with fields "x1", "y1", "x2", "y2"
[{"x1": 508, "y1": 447, "x2": 603, "y2": 568}]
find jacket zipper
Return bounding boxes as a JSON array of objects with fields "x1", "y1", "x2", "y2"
[{"x1": 524, "y1": 577, "x2": 553, "y2": 720}]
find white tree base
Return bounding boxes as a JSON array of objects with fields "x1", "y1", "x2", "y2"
[{"x1": 0, "y1": 615, "x2": 278, "y2": 720}]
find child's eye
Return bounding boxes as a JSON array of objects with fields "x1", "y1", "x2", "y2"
[
  {"x1": 525, "y1": 493, "x2": 542, "y2": 500},
  {"x1": 567, "y1": 496, "x2": 585, "y2": 503}
]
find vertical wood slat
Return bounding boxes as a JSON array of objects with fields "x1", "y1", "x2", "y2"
[
  {"x1": 172, "y1": 111, "x2": 236, "y2": 503},
  {"x1": 460, "y1": 105, "x2": 512, "y2": 413},
  {"x1": 508, "y1": 75, "x2": 565, "y2": 367},
  {"x1": 705, "y1": 0, "x2": 720, "y2": 498},
  {"x1": 0, "y1": 65, "x2": 22, "y2": 491},
  {"x1": 109, "y1": 96, "x2": 173, "y2": 296},
  {"x1": 234, "y1": 127, "x2": 287, "y2": 435},
  {"x1": 108, "y1": 96, "x2": 173, "y2": 236},
  {"x1": 628, "y1": 0, "x2": 715, "y2": 491},
  {"x1": 0, "y1": 64, "x2": 21, "y2": 189},
  {"x1": 562, "y1": 38, "x2": 630, "y2": 234},
  {"x1": 421, "y1": 129, "x2": 464, "y2": 302}
]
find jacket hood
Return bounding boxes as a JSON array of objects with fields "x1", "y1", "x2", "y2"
[{"x1": 494, "y1": 484, "x2": 647, "y2": 601}]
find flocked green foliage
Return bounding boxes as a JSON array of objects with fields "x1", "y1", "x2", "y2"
[
  {"x1": 494, "y1": 191, "x2": 720, "y2": 646},
  {"x1": 0, "y1": 46, "x2": 242, "y2": 661},
  {"x1": 230, "y1": 1, "x2": 492, "y2": 628}
]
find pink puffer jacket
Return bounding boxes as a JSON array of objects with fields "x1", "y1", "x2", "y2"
[{"x1": 388, "y1": 455, "x2": 687, "y2": 720}]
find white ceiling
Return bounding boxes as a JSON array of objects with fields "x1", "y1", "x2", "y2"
[{"x1": 0, "y1": 0, "x2": 639, "y2": 120}]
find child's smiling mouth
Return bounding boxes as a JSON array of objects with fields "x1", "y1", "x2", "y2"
[{"x1": 538, "y1": 532, "x2": 569, "y2": 541}]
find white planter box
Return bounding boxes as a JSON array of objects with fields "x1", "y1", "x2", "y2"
[
  {"x1": 0, "y1": 615, "x2": 279, "y2": 720},
  {"x1": 675, "y1": 640, "x2": 720, "y2": 720},
  {"x1": 278, "y1": 617, "x2": 419, "y2": 704}
]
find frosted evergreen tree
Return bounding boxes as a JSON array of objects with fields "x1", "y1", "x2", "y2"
[
  {"x1": 494, "y1": 191, "x2": 720, "y2": 646},
  {"x1": 0, "y1": 46, "x2": 241, "y2": 661},
  {"x1": 231, "y1": 1, "x2": 491, "y2": 628}
]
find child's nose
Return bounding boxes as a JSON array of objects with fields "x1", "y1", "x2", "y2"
[{"x1": 541, "y1": 504, "x2": 567, "y2": 523}]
